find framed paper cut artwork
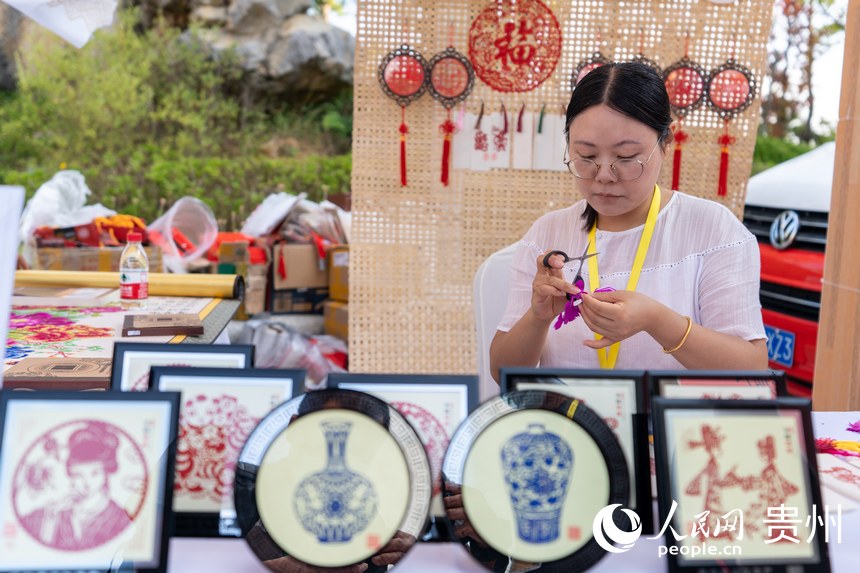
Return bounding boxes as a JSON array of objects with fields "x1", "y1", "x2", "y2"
[
  {"x1": 148, "y1": 367, "x2": 305, "y2": 537},
  {"x1": 648, "y1": 369, "x2": 786, "y2": 401},
  {"x1": 0, "y1": 390, "x2": 180, "y2": 573},
  {"x1": 499, "y1": 368, "x2": 652, "y2": 534},
  {"x1": 442, "y1": 390, "x2": 629, "y2": 572},
  {"x1": 234, "y1": 389, "x2": 432, "y2": 572},
  {"x1": 652, "y1": 397, "x2": 831, "y2": 573},
  {"x1": 327, "y1": 374, "x2": 478, "y2": 522},
  {"x1": 111, "y1": 342, "x2": 254, "y2": 391}
]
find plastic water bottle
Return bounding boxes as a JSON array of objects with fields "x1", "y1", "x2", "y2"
[{"x1": 120, "y1": 232, "x2": 149, "y2": 307}]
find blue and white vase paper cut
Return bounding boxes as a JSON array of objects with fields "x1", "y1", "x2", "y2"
[
  {"x1": 500, "y1": 423, "x2": 573, "y2": 543},
  {"x1": 294, "y1": 421, "x2": 378, "y2": 543}
]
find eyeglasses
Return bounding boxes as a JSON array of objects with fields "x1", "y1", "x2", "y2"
[{"x1": 564, "y1": 138, "x2": 662, "y2": 181}]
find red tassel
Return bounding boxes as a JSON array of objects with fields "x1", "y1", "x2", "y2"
[
  {"x1": 671, "y1": 127, "x2": 688, "y2": 191},
  {"x1": 672, "y1": 147, "x2": 682, "y2": 191},
  {"x1": 718, "y1": 148, "x2": 729, "y2": 197},
  {"x1": 400, "y1": 135, "x2": 407, "y2": 186},
  {"x1": 442, "y1": 136, "x2": 452, "y2": 185},
  {"x1": 439, "y1": 113, "x2": 457, "y2": 186},
  {"x1": 399, "y1": 106, "x2": 408, "y2": 187},
  {"x1": 278, "y1": 250, "x2": 287, "y2": 280},
  {"x1": 717, "y1": 123, "x2": 735, "y2": 198}
]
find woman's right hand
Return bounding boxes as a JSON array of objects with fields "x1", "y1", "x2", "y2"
[{"x1": 531, "y1": 252, "x2": 580, "y2": 322}]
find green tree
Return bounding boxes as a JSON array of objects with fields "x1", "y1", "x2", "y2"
[
  {"x1": 761, "y1": 0, "x2": 845, "y2": 143},
  {"x1": 0, "y1": 10, "x2": 352, "y2": 225}
]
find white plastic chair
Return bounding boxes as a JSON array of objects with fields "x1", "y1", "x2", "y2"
[{"x1": 473, "y1": 243, "x2": 518, "y2": 402}]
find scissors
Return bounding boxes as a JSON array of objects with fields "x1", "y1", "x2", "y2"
[{"x1": 541, "y1": 242, "x2": 599, "y2": 299}]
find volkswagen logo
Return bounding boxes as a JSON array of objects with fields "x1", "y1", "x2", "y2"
[{"x1": 769, "y1": 210, "x2": 800, "y2": 250}]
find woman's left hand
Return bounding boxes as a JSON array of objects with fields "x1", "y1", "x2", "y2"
[{"x1": 578, "y1": 290, "x2": 660, "y2": 348}]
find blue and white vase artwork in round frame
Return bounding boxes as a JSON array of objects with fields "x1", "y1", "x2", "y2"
[
  {"x1": 500, "y1": 423, "x2": 573, "y2": 543},
  {"x1": 294, "y1": 421, "x2": 379, "y2": 543}
]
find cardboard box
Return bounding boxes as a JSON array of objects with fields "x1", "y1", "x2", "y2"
[
  {"x1": 328, "y1": 245, "x2": 349, "y2": 302},
  {"x1": 272, "y1": 244, "x2": 328, "y2": 290},
  {"x1": 35, "y1": 246, "x2": 164, "y2": 273},
  {"x1": 269, "y1": 287, "x2": 328, "y2": 314},
  {"x1": 323, "y1": 300, "x2": 349, "y2": 341},
  {"x1": 242, "y1": 265, "x2": 268, "y2": 317}
]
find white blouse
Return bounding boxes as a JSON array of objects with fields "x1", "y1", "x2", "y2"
[{"x1": 497, "y1": 192, "x2": 767, "y2": 370}]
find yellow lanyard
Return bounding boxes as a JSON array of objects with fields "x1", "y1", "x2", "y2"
[{"x1": 587, "y1": 185, "x2": 662, "y2": 369}]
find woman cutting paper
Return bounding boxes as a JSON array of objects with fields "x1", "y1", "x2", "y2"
[{"x1": 490, "y1": 62, "x2": 767, "y2": 380}]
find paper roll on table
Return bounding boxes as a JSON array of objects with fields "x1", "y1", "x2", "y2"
[{"x1": 14, "y1": 270, "x2": 245, "y2": 300}]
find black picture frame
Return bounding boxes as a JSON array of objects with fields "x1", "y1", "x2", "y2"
[
  {"x1": 500, "y1": 367, "x2": 653, "y2": 535},
  {"x1": 110, "y1": 342, "x2": 254, "y2": 391},
  {"x1": 148, "y1": 367, "x2": 305, "y2": 538},
  {"x1": 648, "y1": 369, "x2": 787, "y2": 402},
  {"x1": 327, "y1": 373, "x2": 479, "y2": 541},
  {"x1": 651, "y1": 397, "x2": 830, "y2": 573},
  {"x1": 0, "y1": 390, "x2": 180, "y2": 573},
  {"x1": 327, "y1": 373, "x2": 480, "y2": 413}
]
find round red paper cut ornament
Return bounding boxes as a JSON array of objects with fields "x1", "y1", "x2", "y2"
[
  {"x1": 468, "y1": 0, "x2": 562, "y2": 93},
  {"x1": 380, "y1": 48, "x2": 428, "y2": 105},
  {"x1": 706, "y1": 60, "x2": 755, "y2": 119},
  {"x1": 571, "y1": 52, "x2": 611, "y2": 90},
  {"x1": 663, "y1": 58, "x2": 707, "y2": 117}
]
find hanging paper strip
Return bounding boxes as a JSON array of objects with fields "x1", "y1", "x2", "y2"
[
  {"x1": 706, "y1": 59, "x2": 755, "y2": 197},
  {"x1": 427, "y1": 46, "x2": 475, "y2": 186},
  {"x1": 468, "y1": 0, "x2": 562, "y2": 93},
  {"x1": 378, "y1": 45, "x2": 429, "y2": 187}
]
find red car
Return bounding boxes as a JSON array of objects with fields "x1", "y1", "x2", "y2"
[{"x1": 742, "y1": 143, "x2": 833, "y2": 397}]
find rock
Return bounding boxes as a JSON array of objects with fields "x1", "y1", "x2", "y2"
[
  {"x1": 199, "y1": 27, "x2": 277, "y2": 73},
  {"x1": 191, "y1": 6, "x2": 229, "y2": 27},
  {"x1": 226, "y1": 0, "x2": 312, "y2": 35},
  {"x1": 0, "y1": 5, "x2": 24, "y2": 90},
  {"x1": 267, "y1": 14, "x2": 353, "y2": 94}
]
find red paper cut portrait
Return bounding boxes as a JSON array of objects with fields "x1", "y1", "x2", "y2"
[
  {"x1": 12, "y1": 420, "x2": 147, "y2": 551},
  {"x1": 174, "y1": 393, "x2": 261, "y2": 503},
  {"x1": 469, "y1": 0, "x2": 562, "y2": 92},
  {"x1": 391, "y1": 401, "x2": 449, "y2": 495}
]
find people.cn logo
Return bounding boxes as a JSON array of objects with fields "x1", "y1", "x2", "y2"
[{"x1": 592, "y1": 504, "x2": 643, "y2": 553}]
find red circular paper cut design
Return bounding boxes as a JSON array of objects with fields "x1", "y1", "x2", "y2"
[
  {"x1": 709, "y1": 68, "x2": 751, "y2": 111},
  {"x1": 576, "y1": 62, "x2": 605, "y2": 86},
  {"x1": 431, "y1": 57, "x2": 470, "y2": 99},
  {"x1": 383, "y1": 55, "x2": 426, "y2": 98},
  {"x1": 174, "y1": 393, "x2": 261, "y2": 502},
  {"x1": 469, "y1": 0, "x2": 562, "y2": 92},
  {"x1": 12, "y1": 419, "x2": 147, "y2": 551},
  {"x1": 665, "y1": 67, "x2": 705, "y2": 110},
  {"x1": 391, "y1": 401, "x2": 449, "y2": 496}
]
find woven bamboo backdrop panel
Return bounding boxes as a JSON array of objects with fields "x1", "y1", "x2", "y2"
[{"x1": 351, "y1": 0, "x2": 772, "y2": 374}]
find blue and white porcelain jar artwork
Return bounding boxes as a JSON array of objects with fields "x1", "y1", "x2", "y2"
[
  {"x1": 294, "y1": 421, "x2": 378, "y2": 543},
  {"x1": 500, "y1": 423, "x2": 573, "y2": 543}
]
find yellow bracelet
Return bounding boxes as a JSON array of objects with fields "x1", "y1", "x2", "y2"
[{"x1": 663, "y1": 315, "x2": 693, "y2": 354}]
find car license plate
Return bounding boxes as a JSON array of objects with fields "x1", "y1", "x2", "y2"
[{"x1": 765, "y1": 325, "x2": 795, "y2": 368}]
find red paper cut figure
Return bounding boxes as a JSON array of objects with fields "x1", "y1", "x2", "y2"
[
  {"x1": 391, "y1": 401, "x2": 450, "y2": 496},
  {"x1": 175, "y1": 394, "x2": 261, "y2": 502},
  {"x1": 684, "y1": 424, "x2": 743, "y2": 540},
  {"x1": 822, "y1": 467, "x2": 860, "y2": 486},
  {"x1": 15, "y1": 421, "x2": 143, "y2": 551},
  {"x1": 744, "y1": 435, "x2": 800, "y2": 538}
]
